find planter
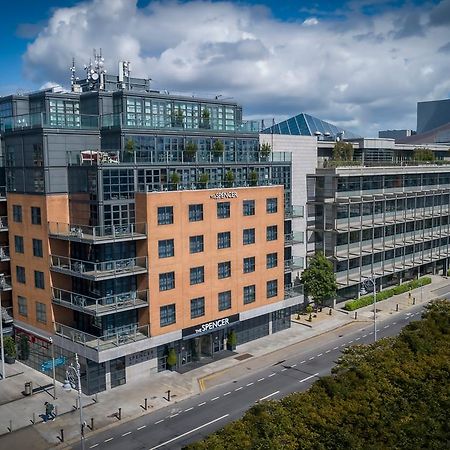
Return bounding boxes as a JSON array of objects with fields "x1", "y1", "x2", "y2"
[
  {"x1": 226, "y1": 343, "x2": 236, "y2": 351},
  {"x1": 5, "y1": 355, "x2": 15, "y2": 364}
]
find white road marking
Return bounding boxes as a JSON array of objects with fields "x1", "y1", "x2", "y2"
[
  {"x1": 104, "y1": 438, "x2": 114, "y2": 443},
  {"x1": 369, "y1": 332, "x2": 373, "y2": 335},
  {"x1": 300, "y1": 360, "x2": 306, "y2": 364},
  {"x1": 363, "y1": 334, "x2": 367, "y2": 338},
  {"x1": 198, "y1": 402, "x2": 206, "y2": 406},
  {"x1": 223, "y1": 392, "x2": 231, "y2": 396},
  {"x1": 333, "y1": 346, "x2": 339, "y2": 350},
  {"x1": 299, "y1": 373, "x2": 319, "y2": 383},
  {"x1": 341, "y1": 344, "x2": 346, "y2": 347},
  {"x1": 317, "y1": 353, "x2": 323, "y2": 357},
  {"x1": 291, "y1": 364, "x2": 297, "y2": 367},
  {"x1": 355, "y1": 337, "x2": 360, "y2": 341},
  {"x1": 89, "y1": 445, "x2": 99, "y2": 449},
  {"x1": 137, "y1": 425, "x2": 147, "y2": 430},
  {"x1": 268, "y1": 373, "x2": 276, "y2": 377},
  {"x1": 309, "y1": 356, "x2": 315, "y2": 360},
  {"x1": 348, "y1": 340, "x2": 354, "y2": 344},
  {"x1": 246, "y1": 382, "x2": 254, "y2": 386},
  {"x1": 258, "y1": 391, "x2": 280, "y2": 402},
  {"x1": 170, "y1": 413, "x2": 179, "y2": 418},
  {"x1": 184, "y1": 407, "x2": 194, "y2": 412},
  {"x1": 393, "y1": 322, "x2": 397, "y2": 325},
  {"x1": 384, "y1": 325, "x2": 389, "y2": 329},
  {"x1": 281, "y1": 368, "x2": 288, "y2": 371},
  {"x1": 211, "y1": 397, "x2": 219, "y2": 401},
  {"x1": 122, "y1": 431, "x2": 132, "y2": 437},
  {"x1": 235, "y1": 387, "x2": 243, "y2": 391},
  {"x1": 257, "y1": 378, "x2": 265, "y2": 382},
  {"x1": 325, "y1": 350, "x2": 331, "y2": 354},
  {"x1": 148, "y1": 414, "x2": 230, "y2": 450},
  {"x1": 155, "y1": 420, "x2": 164, "y2": 425}
]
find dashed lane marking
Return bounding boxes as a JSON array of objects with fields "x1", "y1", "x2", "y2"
[
  {"x1": 384, "y1": 325, "x2": 389, "y2": 329},
  {"x1": 104, "y1": 438, "x2": 114, "y2": 443},
  {"x1": 258, "y1": 391, "x2": 280, "y2": 402},
  {"x1": 393, "y1": 322, "x2": 397, "y2": 325},
  {"x1": 325, "y1": 350, "x2": 331, "y2": 354},
  {"x1": 333, "y1": 346, "x2": 339, "y2": 350},
  {"x1": 211, "y1": 397, "x2": 219, "y2": 401},
  {"x1": 348, "y1": 340, "x2": 354, "y2": 344},
  {"x1": 281, "y1": 368, "x2": 288, "y2": 372},
  {"x1": 299, "y1": 373, "x2": 320, "y2": 383},
  {"x1": 363, "y1": 334, "x2": 367, "y2": 338},
  {"x1": 137, "y1": 425, "x2": 147, "y2": 430},
  {"x1": 257, "y1": 378, "x2": 265, "y2": 382},
  {"x1": 268, "y1": 373, "x2": 276, "y2": 377},
  {"x1": 300, "y1": 360, "x2": 306, "y2": 364},
  {"x1": 89, "y1": 445, "x2": 98, "y2": 449},
  {"x1": 184, "y1": 407, "x2": 194, "y2": 412},
  {"x1": 122, "y1": 431, "x2": 132, "y2": 437},
  {"x1": 235, "y1": 387, "x2": 243, "y2": 391},
  {"x1": 355, "y1": 337, "x2": 360, "y2": 341},
  {"x1": 246, "y1": 382, "x2": 254, "y2": 387},
  {"x1": 291, "y1": 364, "x2": 297, "y2": 367},
  {"x1": 317, "y1": 353, "x2": 323, "y2": 357},
  {"x1": 223, "y1": 392, "x2": 231, "y2": 396},
  {"x1": 198, "y1": 402, "x2": 206, "y2": 406},
  {"x1": 170, "y1": 413, "x2": 179, "y2": 418},
  {"x1": 309, "y1": 356, "x2": 315, "y2": 360},
  {"x1": 155, "y1": 420, "x2": 164, "y2": 425}
]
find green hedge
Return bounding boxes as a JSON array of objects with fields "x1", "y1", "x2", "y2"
[{"x1": 344, "y1": 277, "x2": 432, "y2": 311}]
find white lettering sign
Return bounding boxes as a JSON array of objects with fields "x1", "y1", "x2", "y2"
[
  {"x1": 210, "y1": 192, "x2": 238, "y2": 200},
  {"x1": 195, "y1": 317, "x2": 230, "y2": 334}
]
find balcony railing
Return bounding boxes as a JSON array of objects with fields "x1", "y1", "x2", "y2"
[
  {"x1": 0, "y1": 274, "x2": 12, "y2": 291},
  {"x1": 50, "y1": 255, "x2": 148, "y2": 280},
  {"x1": 54, "y1": 322, "x2": 150, "y2": 352},
  {"x1": 0, "y1": 246, "x2": 10, "y2": 262},
  {"x1": 48, "y1": 222, "x2": 147, "y2": 243},
  {"x1": 285, "y1": 205, "x2": 305, "y2": 219},
  {"x1": 284, "y1": 283, "x2": 304, "y2": 299},
  {"x1": 1, "y1": 113, "x2": 99, "y2": 132},
  {"x1": 284, "y1": 257, "x2": 305, "y2": 272},
  {"x1": 285, "y1": 232, "x2": 305, "y2": 245},
  {"x1": 0, "y1": 217, "x2": 8, "y2": 231},
  {"x1": 52, "y1": 288, "x2": 149, "y2": 316},
  {"x1": 0, "y1": 186, "x2": 6, "y2": 200}
]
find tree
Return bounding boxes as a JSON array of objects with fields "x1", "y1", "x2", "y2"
[
  {"x1": 212, "y1": 139, "x2": 224, "y2": 158},
  {"x1": 125, "y1": 138, "x2": 135, "y2": 154},
  {"x1": 306, "y1": 304, "x2": 313, "y2": 322},
  {"x1": 248, "y1": 170, "x2": 258, "y2": 186},
  {"x1": 201, "y1": 109, "x2": 211, "y2": 129},
  {"x1": 224, "y1": 170, "x2": 234, "y2": 187},
  {"x1": 170, "y1": 172, "x2": 180, "y2": 189},
  {"x1": 332, "y1": 141, "x2": 354, "y2": 161},
  {"x1": 166, "y1": 348, "x2": 177, "y2": 370},
  {"x1": 413, "y1": 147, "x2": 435, "y2": 162},
  {"x1": 301, "y1": 251, "x2": 337, "y2": 310},
  {"x1": 260, "y1": 142, "x2": 271, "y2": 159},
  {"x1": 198, "y1": 172, "x2": 209, "y2": 187},
  {"x1": 184, "y1": 141, "x2": 197, "y2": 161}
]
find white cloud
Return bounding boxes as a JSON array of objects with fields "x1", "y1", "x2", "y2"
[
  {"x1": 21, "y1": 0, "x2": 450, "y2": 137},
  {"x1": 303, "y1": 17, "x2": 319, "y2": 26}
]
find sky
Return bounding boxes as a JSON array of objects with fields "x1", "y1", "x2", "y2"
[{"x1": 1, "y1": 0, "x2": 450, "y2": 136}]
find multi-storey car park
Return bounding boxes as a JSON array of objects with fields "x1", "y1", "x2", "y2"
[{"x1": 0, "y1": 58, "x2": 306, "y2": 393}]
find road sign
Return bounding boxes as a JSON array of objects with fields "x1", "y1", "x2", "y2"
[{"x1": 41, "y1": 356, "x2": 66, "y2": 372}]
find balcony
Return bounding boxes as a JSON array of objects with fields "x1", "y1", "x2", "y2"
[
  {"x1": 0, "y1": 217, "x2": 8, "y2": 232},
  {"x1": 54, "y1": 322, "x2": 150, "y2": 352},
  {"x1": 285, "y1": 205, "x2": 304, "y2": 219},
  {"x1": 0, "y1": 187, "x2": 6, "y2": 201},
  {"x1": 50, "y1": 255, "x2": 148, "y2": 280},
  {"x1": 284, "y1": 257, "x2": 305, "y2": 272},
  {"x1": 52, "y1": 288, "x2": 149, "y2": 316},
  {"x1": 48, "y1": 222, "x2": 147, "y2": 244},
  {"x1": 284, "y1": 283, "x2": 304, "y2": 299},
  {"x1": 0, "y1": 246, "x2": 10, "y2": 262},
  {"x1": 0, "y1": 274, "x2": 12, "y2": 291},
  {"x1": 285, "y1": 232, "x2": 305, "y2": 245}
]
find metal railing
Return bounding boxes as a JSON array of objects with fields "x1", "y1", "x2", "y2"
[
  {"x1": 50, "y1": 255, "x2": 148, "y2": 279},
  {"x1": 52, "y1": 288, "x2": 149, "y2": 316},
  {"x1": 0, "y1": 217, "x2": 8, "y2": 230},
  {"x1": 0, "y1": 274, "x2": 12, "y2": 291},
  {"x1": 54, "y1": 322, "x2": 150, "y2": 352},
  {"x1": 285, "y1": 232, "x2": 305, "y2": 245},
  {"x1": 0, "y1": 246, "x2": 10, "y2": 261},
  {"x1": 284, "y1": 257, "x2": 305, "y2": 271},
  {"x1": 0, "y1": 186, "x2": 6, "y2": 199},
  {"x1": 48, "y1": 222, "x2": 147, "y2": 242},
  {"x1": 285, "y1": 205, "x2": 305, "y2": 218}
]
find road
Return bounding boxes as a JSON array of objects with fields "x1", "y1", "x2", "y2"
[{"x1": 75, "y1": 303, "x2": 427, "y2": 450}]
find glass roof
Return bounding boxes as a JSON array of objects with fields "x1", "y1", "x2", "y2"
[{"x1": 262, "y1": 113, "x2": 360, "y2": 140}]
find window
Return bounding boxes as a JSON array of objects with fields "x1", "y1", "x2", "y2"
[
  {"x1": 36, "y1": 302, "x2": 47, "y2": 324},
  {"x1": 189, "y1": 235, "x2": 204, "y2": 253},
  {"x1": 190, "y1": 297, "x2": 205, "y2": 319},
  {"x1": 243, "y1": 256, "x2": 255, "y2": 273},
  {"x1": 217, "y1": 202, "x2": 230, "y2": 219},
  {"x1": 218, "y1": 261, "x2": 231, "y2": 279},
  {"x1": 266, "y1": 252, "x2": 278, "y2": 269},
  {"x1": 189, "y1": 204, "x2": 203, "y2": 222},
  {"x1": 18, "y1": 296, "x2": 27, "y2": 317},
  {"x1": 243, "y1": 285, "x2": 256, "y2": 304},
  {"x1": 16, "y1": 266, "x2": 25, "y2": 284},
  {"x1": 218, "y1": 291, "x2": 232, "y2": 311},
  {"x1": 158, "y1": 206, "x2": 173, "y2": 225},
  {"x1": 34, "y1": 271, "x2": 45, "y2": 289},
  {"x1": 243, "y1": 200, "x2": 255, "y2": 216},
  {"x1": 217, "y1": 231, "x2": 231, "y2": 249},
  {"x1": 31, "y1": 207, "x2": 41, "y2": 225},
  {"x1": 266, "y1": 198, "x2": 278, "y2": 213},
  {"x1": 243, "y1": 228, "x2": 255, "y2": 245},
  {"x1": 266, "y1": 225, "x2": 278, "y2": 241},
  {"x1": 160, "y1": 304, "x2": 176, "y2": 327},
  {"x1": 13, "y1": 205, "x2": 22, "y2": 223},
  {"x1": 158, "y1": 239, "x2": 174, "y2": 258},
  {"x1": 32, "y1": 239, "x2": 43, "y2": 257},
  {"x1": 159, "y1": 272, "x2": 175, "y2": 291},
  {"x1": 14, "y1": 236, "x2": 24, "y2": 254},
  {"x1": 267, "y1": 279, "x2": 278, "y2": 298},
  {"x1": 190, "y1": 266, "x2": 204, "y2": 285}
]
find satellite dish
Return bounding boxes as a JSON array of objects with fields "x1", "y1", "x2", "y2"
[{"x1": 91, "y1": 73, "x2": 99, "y2": 81}]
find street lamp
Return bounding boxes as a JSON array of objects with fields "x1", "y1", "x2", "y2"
[
  {"x1": 63, "y1": 353, "x2": 85, "y2": 450},
  {"x1": 362, "y1": 276, "x2": 377, "y2": 342}
]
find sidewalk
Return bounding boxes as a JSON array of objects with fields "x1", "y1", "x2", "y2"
[{"x1": 0, "y1": 274, "x2": 447, "y2": 448}]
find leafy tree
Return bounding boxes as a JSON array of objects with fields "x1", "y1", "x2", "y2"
[
  {"x1": 306, "y1": 304, "x2": 313, "y2": 321},
  {"x1": 224, "y1": 170, "x2": 234, "y2": 187},
  {"x1": 301, "y1": 251, "x2": 337, "y2": 310},
  {"x1": 198, "y1": 172, "x2": 209, "y2": 187},
  {"x1": 201, "y1": 109, "x2": 211, "y2": 129},
  {"x1": 260, "y1": 142, "x2": 272, "y2": 159},
  {"x1": 413, "y1": 147, "x2": 435, "y2": 162},
  {"x1": 332, "y1": 141, "x2": 354, "y2": 161},
  {"x1": 248, "y1": 170, "x2": 258, "y2": 186},
  {"x1": 212, "y1": 139, "x2": 224, "y2": 158},
  {"x1": 166, "y1": 348, "x2": 177, "y2": 368},
  {"x1": 184, "y1": 141, "x2": 197, "y2": 161},
  {"x1": 3, "y1": 336, "x2": 16, "y2": 358},
  {"x1": 170, "y1": 172, "x2": 180, "y2": 188}
]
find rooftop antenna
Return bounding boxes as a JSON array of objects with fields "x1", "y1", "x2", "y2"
[
  {"x1": 84, "y1": 48, "x2": 107, "y2": 91},
  {"x1": 70, "y1": 57, "x2": 81, "y2": 92}
]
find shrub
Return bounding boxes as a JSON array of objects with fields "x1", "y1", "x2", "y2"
[
  {"x1": 3, "y1": 336, "x2": 16, "y2": 358},
  {"x1": 166, "y1": 348, "x2": 177, "y2": 367}
]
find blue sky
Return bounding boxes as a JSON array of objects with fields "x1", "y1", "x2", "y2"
[{"x1": 0, "y1": 0, "x2": 448, "y2": 135}]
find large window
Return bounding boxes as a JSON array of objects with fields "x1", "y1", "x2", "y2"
[
  {"x1": 190, "y1": 297, "x2": 205, "y2": 319},
  {"x1": 34, "y1": 271, "x2": 45, "y2": 289},
  {"x1": 159, "y1": 272, "x2": 175, "y2": 291},
  {"x1": 266, "y1": 252, "x2": 278, "y2": 269},
  {"x1": 243, "y1": 285, "x2": 256, "y2": 304},
  {"x1": 16, "y1": 266, "x2": 25, "y2": 284},
  {"x1": 266, "y1": 198, "x2": 278, "y2": 214},
  {"x1": 18, "y1": 296, "x2": 27, "y2": 317},
  {"x1": 157, "y1": 206, "x2": 173, "y2": 225},
  {"x1": 190, "y1": 266, "x2": 205, "y2": 285},
  {"x1": 267, "y1": 279, "x2": 278, "y2": 298},
  {"x1": 14, "y1": 236, "x2": 24, "y2": 254},
  {"x1": 218, "y1": 231, "x2": 231, "y2": 249},
  {"x1": 32, "y1": 239, "x2": 43, "y2": 257},
  {"x1": 158, "y1": 239, "x2": 175, "y2": 258},
  {"x1": 218, "y1": 261, "x2": 231, "y2": 279},
  {"x1": 218, "y1": 291, "x2": 232, "y2": 311},
  {"x1": 31, "y1": 207, "x2": 41, "y2": 225},
  {"x1": 36, "y1": 302, "x2": 47, "y2": 324},
  {"x1": 13, "y1": 205, "x2": 22, "y2": 223},
  {"x1": 243, "y1": 228, "x2": 255, "y2": 245},
  {"x1": 243, "y1": 256, "x2": 255, "y2": 273},
  {"x1": 217, "y1": 202, "x2": 230, "y2": 219},
  {"x1": 189, "y1": 235, "x2": 204, "y2": 253},
  {"x1": 243, "y1": 200, "x2": 255, "y2": 216},
  {"x1": 266, "y1": 225, "x2": 278, "y2": 241},
  {"x1": 160, "y1": 304, "x2": 176, "y2": 327},
  {"x1": 189, "y1": 204, "x2": 203, "y2": 222}
]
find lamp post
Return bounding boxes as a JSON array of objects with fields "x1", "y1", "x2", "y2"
[
  {"x1": 63, "y1": 353, "x2": 84, "y2": 450},
  {"x1": 363, "y1": 276, "x2": 377, "y2": 342}
]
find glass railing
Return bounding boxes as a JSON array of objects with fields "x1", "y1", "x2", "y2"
[
  {"x1": 48, "y1": 222, "x2": 147, "y2": 242},
  {"x1": 54, "y1": 322, "x2": 150, "y2": 352},
  {"x1": 0, "y1": 186, "x2": 6, "y2": 199},
  {"x1": 0, "y1": 246, "x2": 10, "y2": 261},
  {"x1": 285, "y1": 232, "x2": 305, "y2": 245},
  {"x1": 50, "y1": 255, "x2": 147, "y2": 279},
  {"x1": 1, "y1": 113, "x2": 99, "y2": 132},
  {"x1": 52, "y1": 288, "x2": 149, "y2": 315},
  {"x1": 0, "y1": 275, "x2": 12, "y2": 291},
  {"x1": 284, "y1": 257, "x2": 305, "y2": 271},
  {"x1": 284, "y1": 283, "x2": 304, "y2": 299},
  {"x1": 285, "y1": 205, "x2": 304, "y2": 218},
  {"x1": 0, "y1": 217, "x2": 8, "y2": 230}
]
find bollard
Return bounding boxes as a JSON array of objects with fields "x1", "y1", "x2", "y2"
[
  {"x1": 354, "y1": 311, "x2": 357, "y2": 320},
  {"x1": 31, "y1": 412, "x2": 35, "y2": 425},
  {"x1": 54, "y1": 405, "x2": 58, "y2": 417},
  {"x1": 396, "y1": 304, "x2": 399, "y2": 312},
  {"x1": 167, "y1": 390, "x2": 171, "y2": 402},
  {"x1": 8, "y1": 420, "x2": 12, "y2": 432},
  {"x1": 329, "y1": 308, "x2": 332, "y2": 316},
  {"x1": 118, "y1": 408, "x2": 122, "y2": 420},
  {"x1": 89, "y1": 417, "x2": 94, "y2": 431},
  {"x1": 59, "y1": 429, "x2": 64, "y2": 443},
  {"x1": 413, "y1": 297, "x2": 416, "y2": 305}
]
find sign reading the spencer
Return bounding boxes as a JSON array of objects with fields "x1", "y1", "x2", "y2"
[
  {"x1": 182, "y1": 314, "x2": 239, "y2": 338},
  {"x1": 210, "y1": 191, "x2": 238, "y2": 200}
]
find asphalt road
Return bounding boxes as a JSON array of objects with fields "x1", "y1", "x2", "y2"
[{"x1": 75, "y1": 303, "x2": 427, "y2": 450}]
